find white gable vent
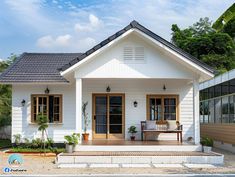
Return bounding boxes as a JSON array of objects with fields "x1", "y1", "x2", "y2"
[
  {"x1": 134, "y1": 47, "x2": 144, "y2": 60},
  {"x1": 123, "y1": 46, "x2": 134, "y2": 60},
  {"x1": 123, "y1": 46, "x2": 145, "y2": 62}
]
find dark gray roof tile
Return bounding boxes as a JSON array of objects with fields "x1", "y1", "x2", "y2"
[{"x1": 0, "y1": 53, "x2": 82, "y2": 83}]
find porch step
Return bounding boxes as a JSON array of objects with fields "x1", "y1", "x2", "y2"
[
  {"x1": 57, "y1": 151, "x2": 224, "y2": 165},
  {"x1": 74, "y1": 144, "x2": 202, "y2": 152}
]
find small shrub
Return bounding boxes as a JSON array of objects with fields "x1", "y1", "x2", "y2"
[
  {"x1": 46, "y1": 138, "x2": 54, "y2": 148},
  {"x1": 22, "y1": 138, "x2": 31, "y2": 148},
  {"x1": 200, "y1": 137, "x2": 213, "y2": 147},
  {"x1": 13, "y1": 134, "x2": 21, "y2": 146},
  {"x1": 31, "y1": 138, "x2": 43, "y2": 148}
]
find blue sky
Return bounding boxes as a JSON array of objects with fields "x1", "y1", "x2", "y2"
[{"x1": 0, "y1": 0, "x2": 234, "y2": 60}]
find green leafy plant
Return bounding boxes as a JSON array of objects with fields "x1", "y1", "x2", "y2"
[
  {"x1": 64, "y1": 135, "x2": 74, "y2": 145},
  {"x1": 82, "y1": 102, "x2": 89, "y2": 134},
  {"x1": 13, "y1": 134, "x2": 21, "y2": 146},
  {"x1": 64, "y1": 133, "x2": 80, "y2": 145},
  {"x1": 23, "y1": 138, "x2": 31, "y2": 148},
  {"x1": 200, "y1": 137, "x2": 214, "y2": 147},
  {"x1": 46, "y1": 138, "x2": 54, "y2": 148},
  {"x1": 72, "y1": 133, "x2": 80, "y2": 145},
  {"x1": 128, "y1": 126, "x2": 137, "y2": 136},
  {"x1": 31, "y1": 138, "x2": 43, "y2": 148}
]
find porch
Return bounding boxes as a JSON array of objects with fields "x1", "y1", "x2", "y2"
[
  {"x1": 75, "y1": 78, "x2": 200, "y2": 144},
  {"x1": 75, "y1": 140, "x2": 201, "y2": 152}
]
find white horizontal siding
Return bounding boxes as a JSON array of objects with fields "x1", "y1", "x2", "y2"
[
  {"x1": 12, "y1": 83, "x2": 76, "y2": 143},
  {"x1": 75, "y1": 33, "x2": 194, "y2": 80}
]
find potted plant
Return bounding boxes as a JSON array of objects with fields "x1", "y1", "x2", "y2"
[
  {"x1": 64, "y1": 135, "x2": 74, "y2": 153},
  {"x1": 128, "y1": 125, "x2": 137, "y2": 141},
  {"x1": 64, "y1": 133, "x2": 80, "y2": 153},
  {"x1": 201, "y1": 137, "x2": 213, "y2": 153},
  {"x1": 82, "y1": 102, "x2": 90, "y2": 141}
]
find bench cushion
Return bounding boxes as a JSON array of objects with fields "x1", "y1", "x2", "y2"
[{"x1": 146, "y1": 120, "x2": 156, "y2": 130}]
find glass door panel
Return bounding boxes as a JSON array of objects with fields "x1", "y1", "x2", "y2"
[
  {"x1": 109, "y1": 96, "x2": 123, "y2": 134},
  {"x1": 93, "y1": 94, "x2": 124, "y2": 139},
  {"x1": 95, "y1": 96, "x2": 107, "y2": 135}
]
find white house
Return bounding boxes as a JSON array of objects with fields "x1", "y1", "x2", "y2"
[{"x1": 0, "y1": 21, "x2": 215, "y2": 145}]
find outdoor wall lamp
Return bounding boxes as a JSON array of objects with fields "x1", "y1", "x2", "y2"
[
  {"x1": 21, "y1": 99, "x2": 26, "y2": 107},
  {"x1": 45, "y1": 87, "x2": 50, "y2": 94},
  {"x1": 163, "y1": 84, "x2": 166, "y2": 91},
  {"x1": 106, "y1": 86, "x2": 111, "y2": 92},
  {"x1": 133, "y1": 101, "x2": 138, "y2": 107}
]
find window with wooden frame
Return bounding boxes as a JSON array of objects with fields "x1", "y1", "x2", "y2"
[
  {"x1": 147, "y1": 95, "x2": 179, "y2": 121},
  {"x1": 31, "y1": 95, "x2": 62, "y2": 123}
]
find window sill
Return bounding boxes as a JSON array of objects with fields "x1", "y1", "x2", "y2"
[{"x1": 28, "y1": 122, "x2": 63, "y2": 125}]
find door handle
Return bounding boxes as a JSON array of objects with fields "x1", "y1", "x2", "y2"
[{"x1": 94, "y1": 115, "x2": 96, "y2": 120}]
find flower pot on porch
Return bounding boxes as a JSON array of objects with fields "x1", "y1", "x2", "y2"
[
  {"x1": 130, "y1": 136, "x2": 135, "y2": 141},
  {"x1": 65, "y1": 144, "x2": 74, "y2": 153},
  {"x1": 203, "y1": 146, "x2": 212, "y2": 153},
  {"x1": 82, "y1": 133, "x2": 89, "y2": 141}
]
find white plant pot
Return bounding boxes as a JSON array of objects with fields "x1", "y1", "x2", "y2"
[
  {"x1": 203, "y1": 146, "x2": 212, "y2": 153},
  {"x1": 65, "y1": 144, "x2": 74, "y2": 153}
]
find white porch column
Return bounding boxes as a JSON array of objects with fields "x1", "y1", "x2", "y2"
[
  {"x1": 193, "y1": 79, "x2": 200, "y2": 144},
  {"x1": 76, "y1": 78, "x2": 82, "y2": 142}
]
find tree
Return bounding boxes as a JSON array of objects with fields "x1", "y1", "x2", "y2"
[
  {"x1": 36, "y1": 114, "x2": 49, "y2": 155},
  {"x1": 189, "y1": 17, "x2": 215, "y2": 36},
  {"x1": 171, "y1": 17, "x2": 235, "y2": 73},
  {"x1": 0, "y1": 54, "x2": 17, "y2": 129},
  {"x1": 212, "y1": 3, "x2": 235, "y2": 32},
  {"x1": 223, "y1": 16, "x2": 235, "y2": 39}
]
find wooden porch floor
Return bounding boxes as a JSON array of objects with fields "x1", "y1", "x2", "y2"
[{"x1": 81, "y1": 140, "x2": 191, "y2": 146}]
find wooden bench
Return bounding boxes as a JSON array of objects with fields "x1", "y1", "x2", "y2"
[{"x1": 141, "y1": 121, "x2": 183, "y2": 143}]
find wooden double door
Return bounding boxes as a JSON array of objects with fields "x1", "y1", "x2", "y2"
[{"x1": 92, "y1": 94, "x2": 125, "y2": 139}]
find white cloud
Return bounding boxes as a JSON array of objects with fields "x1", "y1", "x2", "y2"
[
  {"x1": 37, "y1": 34, "x2": 72, "y2": 48},
  {"x1": 4, "y1": 0, "x2": 54, "y2": 32},
  {"x1": 37, "y1": 35, "x2": 54, "y2": 48},
  {"x1": 56, "y1": 34, "x2": 72, "y2": 46},
  {"x1": 74, "y1": 14, "x2": 103, "y2": 32}
]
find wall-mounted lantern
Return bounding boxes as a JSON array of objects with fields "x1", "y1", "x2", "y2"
[
  {"x1": 133, "y1": 101, "x2": 138, "y2": 107},
  {"x1": 21, "y1": 99, "x2": 26, "y2": 107},
  {"x1": 106, "y1": 86, "x2": 111, "y2": 93},
  {"x1": 45, "y1": 87, "x2": 50, "y2": 94},
  {"x1": 163, "y1": 84, "x2": 166, "y2": 91}
]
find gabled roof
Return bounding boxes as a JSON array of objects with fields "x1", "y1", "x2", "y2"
[
  {"x1": 59, "y1": 20, "x2": 216, "y2": 75},
  {"x1": 0, "y1": 53, "x2": 82, "y2": 83}
]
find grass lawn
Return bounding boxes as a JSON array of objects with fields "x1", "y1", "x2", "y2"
[
  {"x1": 10, "y1": 147, "x2": 65, "y2": 154},
  {"x1": 0, "y1": 139, "x2": 11, "y2": 148}
]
